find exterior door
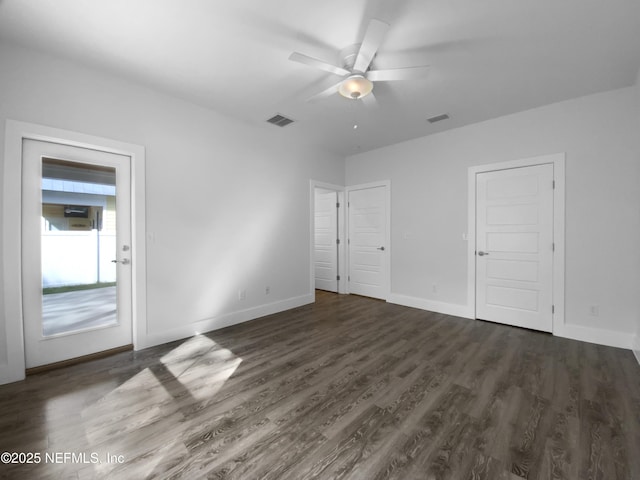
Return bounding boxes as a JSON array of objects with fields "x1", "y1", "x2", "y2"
[
  {"x1": 348, "y1": 184, "x2": 388, "y2": 300},
  {"x1": 22, "y1": 139, "x2": 133, "y2": 368},
  {"x1": 314, "y1": 189, "x2": 338, "y2": 292},
  {"x1": 475, "y1": 164, "x2": 554, "y2": 332}
]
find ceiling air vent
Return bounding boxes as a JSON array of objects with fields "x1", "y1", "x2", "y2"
[
  {"x1": 427, "y1": 113, "x2": 450, "y2": 124},
  {"x1": 266, "y1": 114, "x2": 295, "y2": 127}
]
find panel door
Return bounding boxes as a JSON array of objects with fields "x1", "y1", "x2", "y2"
[
  {"x1": 348, "y1": 185, "x2": 388, "y2": 300},
  {"x1": 314, "y1": 189, "x2": 338, "y2": 292},
  {"x1": 476, "y1": 164, "x2": 554, "y2": 332}
]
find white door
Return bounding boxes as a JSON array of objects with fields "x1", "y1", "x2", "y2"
[
  {"x1": 22, "y1": 139, "x2": 133, "y2": 368},
  {"x1": 314, "y1": 189, "x2": 338, "y2": 292},
  {"x1": 348, "y1": 184, "x2": 388, "y2": 300},
  {"x1": 476, "y1": 164, "x2": 554, "y2": 332}
]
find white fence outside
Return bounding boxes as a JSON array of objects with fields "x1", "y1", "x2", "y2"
[{"x1": 41, "y1": 231, "x2": 116, "y2": 288}]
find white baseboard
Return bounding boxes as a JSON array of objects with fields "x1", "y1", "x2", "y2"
[
  {"x1": 137, "y1": 293, "x2": 314, "y2": 350},
  {"x1": 387, "y1": 293, "x2": 639, "y2": 357},
  {"x1": 387, "y1": 293, "x2": 474, "y2": 319},
  {"x1": 554, "y1": 322, "x2": 636, "y2": 350}
]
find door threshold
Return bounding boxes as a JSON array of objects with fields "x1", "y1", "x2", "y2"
[{"x1": 26, "y1": 344, "x2": 133, "y2": 375}]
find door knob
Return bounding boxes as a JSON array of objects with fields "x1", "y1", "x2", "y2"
[
  {"x1": 377, "y1": 246, "x2": 385, "y2": 251},
  {"x1": 111, "y1": 258, "x2": 131, "y2": 265},
  {"x1": 477, "y1": 251, "x2": 489, "y2": 256}
]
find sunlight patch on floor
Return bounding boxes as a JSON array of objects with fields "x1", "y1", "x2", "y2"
[
  {"x1": 81, "y1": 368, "x2": 175, "y2": 441},
  {"x1": 76, "y1": 334, "x2": 242, "y2": 475}
]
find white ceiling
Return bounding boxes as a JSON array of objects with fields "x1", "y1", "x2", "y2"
[{"x1": 1, "y1": 0, "x2": 640, "y2": 156}]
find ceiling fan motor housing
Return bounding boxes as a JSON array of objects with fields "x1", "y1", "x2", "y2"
[{"x1": 340, "y1": 44, "x2": 364, "y2": 70}]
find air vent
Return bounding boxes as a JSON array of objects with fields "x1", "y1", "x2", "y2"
[
  {"x1": 427, "y1": 113, "x2": 450, "y2": 124},
  {"x1": 266, "y1": 114, "x2": 295, "y2": 127}
]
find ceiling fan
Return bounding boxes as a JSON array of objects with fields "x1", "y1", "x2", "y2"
[{"x1": 289, "y1": 19, "x2": 430, "y2": 105}]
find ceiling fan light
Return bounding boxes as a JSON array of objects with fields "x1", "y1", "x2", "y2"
[{"x1": 338, "y1": 74, "x2": 373, "y2": 100}]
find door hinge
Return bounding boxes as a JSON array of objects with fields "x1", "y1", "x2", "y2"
[
  {"x1": 336, "y1": 238, "x2": 340, "y2": 245},
  {"x1": 552, "y1": 305, "x2": 555, "y2": 314},
  {"x1": 552, "y1": 243, "x2": 555, "y2": 252},
  {"x1": 337, "y1": 275, "x2": 340, "y2": 281},
  {"x1": 552, "y1": 180, "x2": 556, "y2": 189},
  {"x1": 348, "y1": 275, "x2": 351, "y2": 282},
  {"x1": 348, "y1": 239, "x2": 350, "y2": 245},
  {"x1": 336, "y1": 202, "x2": 340, "y2": 208}
]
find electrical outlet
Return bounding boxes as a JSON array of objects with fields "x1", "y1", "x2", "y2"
[
  {"x1": 238, "y1": 289, "x2": 246, "y2": 300},
  {"x1": 265, "y1": 286, "x2": 270, "y2": 295},
  {"x1": 589, "y1": 305, "x2": 599, "y2": 316},
  {"x1": 432, "y1": 284, "x2": 438, "y2": 294}
]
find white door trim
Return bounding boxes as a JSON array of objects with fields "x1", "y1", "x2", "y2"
[
  {"x1": 346, "y1": 180, "x2": 391, "y2": 300},
  {"x1": 467, "y1": 153, "x2": 565, "y2": 334},
  {"x1": 309, "y1": 181, "x2": 346, "y2": 298},
  {"x1": 1, "y1": 120, "x2": 146, "y2": 384}
]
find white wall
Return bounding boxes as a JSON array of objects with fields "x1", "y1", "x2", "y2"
[
  {"x1": 346, "y1": 86, "x2": 640, "y2": 348},
  {"x1": 0, "y1": 43, "x2": 344, "y2": 377}
]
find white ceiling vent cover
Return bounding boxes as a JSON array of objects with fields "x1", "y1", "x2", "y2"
[
  {"x1": 427, "y1": 113, "x2": 450, "y2": 124},
  {"x1": 267, "y1": 114, "x2": 295, "y2": 127}
]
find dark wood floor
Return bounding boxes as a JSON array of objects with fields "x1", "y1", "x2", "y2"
[{"x1": 1, "y1": 291, "x2": 639, "y2": 479}]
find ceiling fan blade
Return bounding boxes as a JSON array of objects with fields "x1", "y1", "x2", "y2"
[
  {"x1": 362, "y1": 92, "x2": 379, "y2": 109},
  {"x1": 306, "y1": 80, "x2": 343, "y2": 102},
  {"x1": 289, "y1": 52, "x2": 350, "y2": 77},
  {"x1": 353, "y1": 19, "x2": 390, "y2": 73},
  {"x1": 367, "y1": 65, "x2": 430, "y2": 82}
]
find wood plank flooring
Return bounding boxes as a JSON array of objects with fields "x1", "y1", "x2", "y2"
[{"x1": 1, "y1": 291, "x2": 639, "y2": 479}]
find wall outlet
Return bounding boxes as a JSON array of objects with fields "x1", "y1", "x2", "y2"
[
  {"x1": 265, "y1": 286, "x2": 270, "y2": 295},
  {"x1": 589, "y1": 305, "x2": 599, "y2": 316},
  {"x1": 238, "y1": 289, "x2": 246, "y2": 300},
  {"x1": 432, "y1": 284, "x2": 438, "y2": 294}
]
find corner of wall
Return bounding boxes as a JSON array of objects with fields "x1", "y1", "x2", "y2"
[{"x1": 635, "y1": 66, "x2": 640, "y2": 366}]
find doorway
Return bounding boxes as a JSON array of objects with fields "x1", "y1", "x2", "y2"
[
  {"x1": 22, "y1": 139, "x2": 133, "y2": 368},
  {"x1": 314, "y1": 188, "x2": 339, "y2": 292},
  {"x1": 1, "y1": 120, "x2": 146, "y2": 384},
  {"x1": 310, "y1": 181, "x2": 345, "y2": 297},
  {"x1": 468, "y1": 154, "x2": 565, "y2": 334}
]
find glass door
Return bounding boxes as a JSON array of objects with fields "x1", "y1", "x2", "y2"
[{"x1": 22, "y1": 139, "x2": 132, "y2": 368}]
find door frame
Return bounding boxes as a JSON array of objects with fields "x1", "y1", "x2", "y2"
[
  {"x1": 467, "y1": 153, "x2": 565, "y2": 334},
  {"x1": 345, "y1": 180, "x2": 391, "y2": 299},
  {"x1": 309, "y1": 181, "x2": 346, "y2": 297},
  {"x1": 2, "y1": 120, "x2": 146, "y2": 384}
]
